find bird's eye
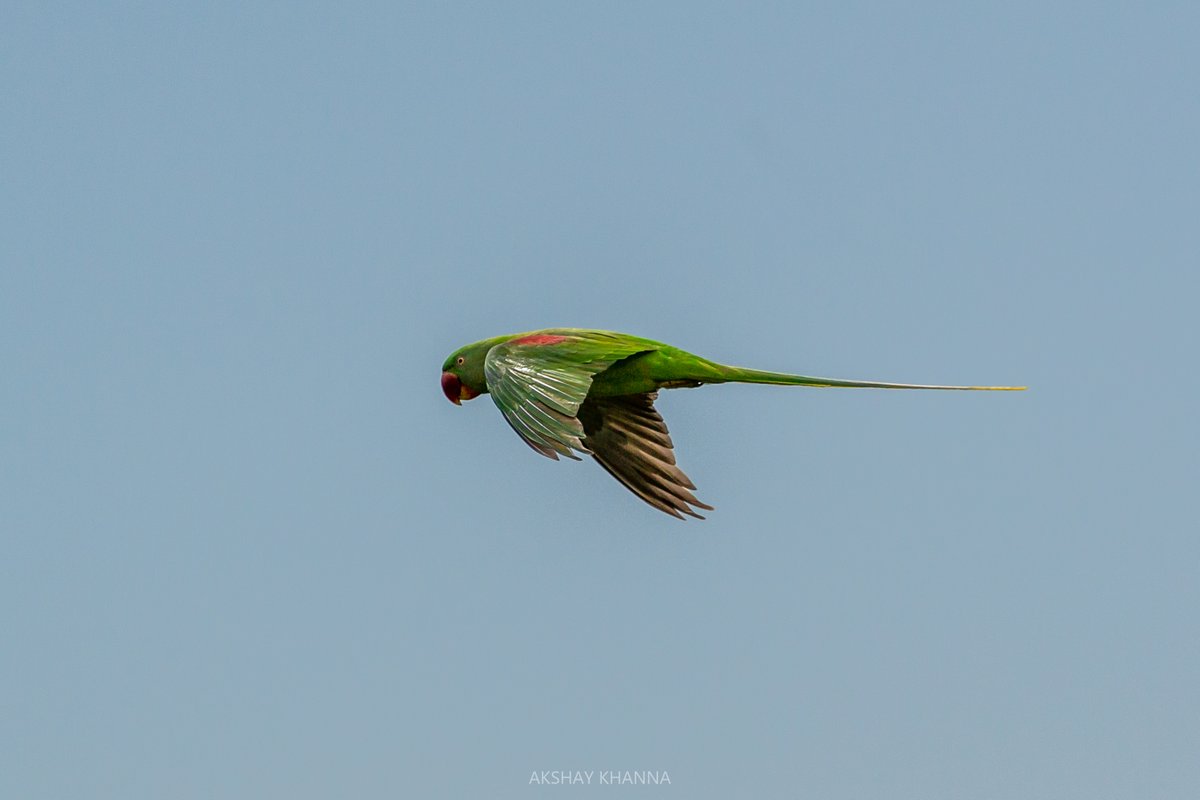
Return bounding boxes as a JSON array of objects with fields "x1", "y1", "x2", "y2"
[{"x1": 456, "y1": 356, "x2": 465, "y2": 365}]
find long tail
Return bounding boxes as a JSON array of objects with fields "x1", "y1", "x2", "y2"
[{"x1": 716, "y1": 365, "x2": 1025, "y2": 391}]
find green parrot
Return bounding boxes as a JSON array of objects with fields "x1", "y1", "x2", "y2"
[{"x1": 440, "y1": 328, "x2": 1024, "y2": 519}]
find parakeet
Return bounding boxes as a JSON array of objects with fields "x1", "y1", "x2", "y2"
[{"x1": 440, "y1": 328, "x2": 1024, "y2": 519}]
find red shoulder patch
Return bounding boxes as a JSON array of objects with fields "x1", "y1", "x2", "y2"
[{"x1": 509, "y1": 334, "x2": 569, "y2": 346}]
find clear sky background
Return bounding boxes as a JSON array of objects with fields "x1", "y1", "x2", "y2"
[{"x1": 3, "y1": 3, "x2": 1197, "y2": 798}]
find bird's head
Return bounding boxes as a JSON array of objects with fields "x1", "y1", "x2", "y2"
[{"x1": 440, "y1": 341, "x2": 492, "y2": 405}]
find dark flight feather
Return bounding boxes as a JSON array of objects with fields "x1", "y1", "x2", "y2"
[{"x1": 577, "y1": 392, "x2": 714, "y2": 520}]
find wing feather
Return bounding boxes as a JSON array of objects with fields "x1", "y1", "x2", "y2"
[
  {"x1": 577, "y1": 392, "x2": 713, "y2": 519},
  {"x1": 484, "y1": 333, "x2": 651, "y2": 460}
]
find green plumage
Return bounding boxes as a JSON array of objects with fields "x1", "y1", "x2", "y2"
[{"x1": 440, "y1": 328, "x2": 1024, "y2": 519}]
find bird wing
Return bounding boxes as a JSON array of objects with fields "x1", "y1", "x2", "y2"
[
  {"x1": 577, "y1": 392, "x2": 714, "y2": 520},
  {"x1": 483, "y1": 332, "x2": 652, "y2": 461}
]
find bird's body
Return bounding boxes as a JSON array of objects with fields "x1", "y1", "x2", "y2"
[{"x1": 440, "y1": 328, "x2": 1023, "y2": 519}]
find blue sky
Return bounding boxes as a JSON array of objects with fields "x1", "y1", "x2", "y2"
[{"x1": 3, "y1": 3, "x2": 1197, "y2": 798}]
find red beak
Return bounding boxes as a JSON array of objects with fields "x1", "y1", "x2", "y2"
[{"x1": 441, "y1": 372, "x2": 463, "y2": 405}]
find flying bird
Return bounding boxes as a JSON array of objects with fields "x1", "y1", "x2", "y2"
[{"x1": 440, "y1": 328, "x2": 1024, "y2": 519}]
